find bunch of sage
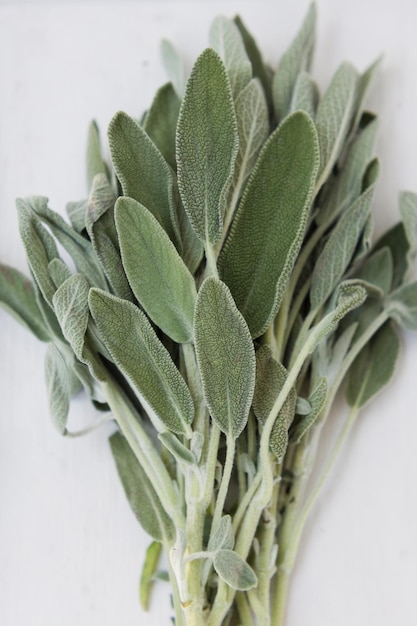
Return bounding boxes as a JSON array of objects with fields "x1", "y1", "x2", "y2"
[{"x1": 1, "y1": 4, "x2": 416, "y2": 625}]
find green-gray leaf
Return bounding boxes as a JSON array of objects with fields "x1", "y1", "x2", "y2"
[
  {"x1": 386, "y1": 281, "x2": 417, "y2": 331},
  {"x1": 143, "y1": 82, "x2": 181, "y2": 170},
  {"x1": 108, "y1": 111, "x2": 177, "y2": 242},
  {"x1": 66, "y1": 198, "x2": 88, "y2": 233},
  {"x1": 160, "y1": 38, "x2": 186, "y2": 99},
  {"x1": 44, "y1": 343, "x2": 81, "y2": 434},
  {"x1": 89, "y1": 289, "x2": 194, "y2": 435},
  {"x1": 194, "y1": 277, "x2": 255, "y2": 439},
  {"x1": 289, "y1": 377, "x2": 328, "y2": 443},
  {"x1": 139, "y1": 541, "x2": 162, "y2": 611},
  {"x1": 272, "y1": 3, "x2": 316, "y2": 122},
  {"x1": 315, "y1": 62, "x2": 359, "y2": 190},
  {"x1": 213, "y1": 549, "x2": 257, "y2": 591},
  {"x1": 48, "y1": 258, "x2": 72, "y2": 289},
  {"x1": 399, "y1": 191, "x2": 417, "y2": 273},
  {"x1": 110, "y1": 431, "x2": 174, "y2": 542},
  {"x1": 253, "y1": 346, "x2": 296, "y2": 461},
  {"x1": 219, "y1": 111, "x2": 319, "y2": 338},
  {"x1": 310, "y1": 186, "x2": 375, "y2": 310},
  {"x1": 290, "y1": 71, "x2": 319, "y2": 118},
  {"x1": 52, "y1": 274, "x2": 90, "y2": 360},
  {"x1": 176, "y1": 48, "x2": 239, "y2": 244},
  {"x1": 208, "y1": 515, "x2": 234, "y2": 552},
  {"x1": 86, "y1": 120, "x2": 108, "y2": 190},
  {"x1": 209, "y1": 16, "x2": 252, "y2": 98},
  {"x1": 346, "y1": 321, "x2": 400, "y2": 408},
  {"x1": 158, "y1": 431, "x2": 196, "y2": 466},
  {"x1": 374, "y1": 222, "x2": 409, "y2": 289},
  {"x1": 115, "y1": 197, "x2": 197, "y2": 343},
  {"x1": 0, "y1": 264, "x2": 50, "y2": 341},
  {"x1": 355, "y1": 247, "x2": 393, "y2": 295}
]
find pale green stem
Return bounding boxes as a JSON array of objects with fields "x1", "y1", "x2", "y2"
[
  {"x1": 205, "y1": 241, "x2": 219, "y2": 279},
  {"x1": 211, "y1": 434, "x2": 236, "y2": 535},
  {"x1": 235, "y1": 592, "x2": 254, "y2": 626}
]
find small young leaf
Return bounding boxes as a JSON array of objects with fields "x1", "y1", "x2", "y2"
[
  {"x1": 208, "y1": 515, "x2": 234, "y2": 552},
  {"x1": 213, "y1": 549, "x2": 257, "y2": 591},
  {"x1": 272, "y1": 3, "x2": 316, "y2": 122},
  {"x1": 315, "y1": 62, "x2": 359, "y2": 190},
  {"x1": 0, "y1": 264, "x2": 50, "y2": 341},
  {"x1": 110, "y1": 432, "x2": 174, "y2": 542},
  {"x1": 386, "y1": 282, "x2": 417, "y2": 331},
  {"x1": 158, "y1": 432, "x2": 196, "y2": 466},
  {"x1": 89, "y1": 290, "x2": 194, "y2": 435},
  {"x1": 289, "y1": 377, "x2": 328, "y2": 443},
  {"x1": 115, "y1": 197, "x2": 197, "y2": 344},
  {"x1": 194, "y1": 278, "x2": 255, "y2": 439},
  {"x1": 108, "y1": 111, "x2": 177, "y2": 242},
  {"x1": 143, "y1": 82, "x2": 181, "y2": 170},
  {"x1": 86, "y1": 120, "x2": 108, "y2": 190},
  {"x1": 140, "y1": 541, "x2": 162, "y2": 611},
  {"x1": 253, "y1": 346, "x2": 296, "y2": 461},
  {"x1": 52, "y1": 274, "x2": 90, "y2": 361},
  {"x1": 209, "y1": 16, "x2": 252, "y2": 98},
  {"x1": 290, "y1": 71, "x2": 319, "y2": 117},
  {"x1": 219, "y1": 111, "x2": 319, "y2": 338},
  {"x1": 44, "y1": 343, "x2": 81, "y2": 435},
  {"x1": 310, "y1": 186, "x2": 375, "y2": 310},
  {"x1": 176, "y1": 48, "x2": 239, "y2": 244},
  {"x1": 160, "y1": 38, "x2": 186, "y2": 99},
  {"x1": 346, "y1": 322, "x2": 400, "y2": 408}
]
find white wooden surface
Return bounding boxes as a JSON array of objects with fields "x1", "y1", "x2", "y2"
[{"x1": 1, "y1": 2, "x2": 417, "y2": 625}]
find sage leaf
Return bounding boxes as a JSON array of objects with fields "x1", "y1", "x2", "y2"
[
  {"x1": 310, "y1": 186, "x2": 375, "y2": 310},
  {"x1": 346, "y1": 322, "x2": 400, "y2": 408},
  {"x1": 89, "y1": 290, "x2": 194, "y2": 435},
  {"x1": 66, "y1": 198, "x2": 88, "y2": 233},
  {"x1": 52, "y1": 274, "x2": 90, "y2": 360},
  {"x1": 399, "y1": 191, "x2": 417, "y2": 272},
  {"x1": 194, "y1": 278, "x2": 255, "y2": 439},
  {"x1": 355, "y1": 247, "x2": 393, "y2": 295},
  {"x1": 289, "y1": 377, "x2": 328, "y2": 443},
  {"x1": 374, "y1": 222, "x2": 409, "y2": 289},
  {"x1": 160, "y1": 38, "x2": 186, "y2": 99},
  {"x1": 213, "y1": 549, "x2": 257, "y2": 591},
  {"x1": 108, "y1": 111, "x2": 177, "y2": 242},
  {"x1": 386, "y1": 281, "x2": 417, "y2": 331},
  {"x1": 143, "y1": 82, "x2": 181, "y2": 170},
  {"x1": 272, "y1": 3, "x2": 316, "y2": 122},
  {"x1": 115, "y1": 197, "x2": 197, "y2": 344},
  {"x1": 17, "y1": 198, "x2": 59, "y2": 306},
  {"x1": 0, "y1": 264, "x2": 50, "y2": 341},
  {"x1": 158, "y1": 432, "x2": 196, "y2": 466},
  {"x1": 219, "y1": 111, "x2": 319, "y2": 338},
  {"x1": 44, "y1": 343, "x2": 81, "y2": 435},
  {"x1": 351, "y1": 56, "x2": 382, "y2": 133},
  {"x1": 110, "y1": 431, "x2": 174, "y2": 542},
  {"x1": 209, "y1": 16, "x2": 252, "y2": 98},
  {"x1": 48, "y1": 258, "x2": 72, "y2": 289},
  {"x1": 176, "y1": 48, "x2": 239, "y2": 244},
  {"x1": 208, "y1": 515, "x2": 234, "y2": 552},
  {"x1": 86, "y1": 120, "x2": 108, "y2": 190},
  {"x1": 140, "y1": 541, "x2": 162, "y2": 611},
  {"x1": 253, "y1": 346, "x2": 296, "y2": 461},
  {"x1": 290, "y1": 71, "x2": 319, "y2": 117},
  {"x1": 233, "y1": 15, "x2": 273, "y2": 115},
  {"x1": 315, "y1": 62, "x2": 359, "y2": 190}
]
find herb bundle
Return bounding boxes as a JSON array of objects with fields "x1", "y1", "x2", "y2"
[{"x1": 1, "y1": 5, "x2": 417, "y2": 626}]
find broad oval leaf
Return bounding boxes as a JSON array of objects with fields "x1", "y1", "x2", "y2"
[
  {"x1": 176, "y1": 48, "x2": 239, "y2": 244},
  {"x1": 219, "y1": 110, "x2": 319, "y2": 338},
  {"x1": 346, "y1": 321, "x2": 400, "y2": 408},
  {"x1": 209, "y1": 15, "x2": 252, "y2": 98},
  {"x1": 108, "y1": 111, "x2": 177, "y2": 242},
  {"x1": 115, "y1": 197, "x2": 197, "y2": 343},
  {"x1": 194, "y1": 277, "x2": 255, "y2": 438},
  {"x1": 52, "y1": 274, "x2": 90, "y2": 360},
  {"x1": 89, "y1": 289, "x2": 194, "y2": 435},
  {"x1": 213, "y1": 549, "x2": 257, "y2": 591},
  {"x1": 110, "y1": 431, "x2": 174, "y2": 542}
]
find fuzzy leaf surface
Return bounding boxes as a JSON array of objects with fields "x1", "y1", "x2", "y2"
[
  {"x1": 52, "y1": 274, "x2": 90, "y2": 360},
  {"x1": 219, "y1": 111, "x2": 319, "y2": 338},
  {"x1": 176, "y1": 48, "x2": 239, "y2": 244},
  {"x1": 143, "y1": 82, "x2": 181, "y2": 171},
  {"x1": 289, "y1": 377, "x2": 328, "y2": 443},
  {"x1": 194, "y1": 278, "x2": 255, "y2": 438},
  {"x1": 213, "y1": 549, "x2": 257, "y2": 591},
  {"x1": 209, "y1": 16, "x2": 252, "y2": 98},
  {"x1": 386, "y1": 282, "x2": 417, "y2": 331},
  {"x1": 86, "y1": 120, "x2": 108, "y2": 190}
]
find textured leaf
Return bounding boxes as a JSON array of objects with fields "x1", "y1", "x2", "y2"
[
  {"x1": 374, "y1": 222, "x2": 409, "y2": 289},
  {"x1": 160, "y1": 38, "x2": 186, "y2": 99},
  {"x1": 66, "y1": 198, "x2": 88, "y2": 233},
  {"x1": 253, "y1": 346, "x2": 296, "y2": 461},
  {"x1": 346, "y1": 322, "x2": 400, "y2": 408},
  {"x1": 52, "y1": 274, "x2": 90, "y2": 360},
  {"x1": 213, "y1": 549, "x2": 257, "y2": 591},
  {"x1": 208, "y1": 515, "x2": 234, "y2": 552},
  {"x1": 44, "y1": 343, "x2": 81, "y2": 434},
  {"x1": 233, "y1": 15, "x2": 273, "y2": 115},
  {"x1": 143, "y1": 82, "x2": 181, "y2": 170},
  {"x1": 315, "y1": 62, "x2": 358, "y2": 189},
  {"x1": 194, "y1": 278, "x2": 255, "y2": 438},
  {"x1": 89, "y1": 290, "x2": 194, "y2": 435},
  {"x1": 108, "y1": 111, "x2": 177, "y2": 242},
  {"x1": 110, "y1": 432, "x2": 174, "y2": 542},
  {"x1": 351, "y1": 56, "x2": 382, "y2": 133},
  {"x1": 176, "y1": 48, "x2": 239, "y2": 244},
  {"x1": 115, "y1": 197, "x2": 197, "y2": 343},
  {"x1": 140, "y1": 541, "x2": 162, "y2": 611},
  {"x1": 355, "y1": 247, "x2": 393, "y2": 295},
  {"x1": 399, "y1": 191, "x2": 417, "y2": 272},
  {"x1": 209, "y1": 16, "x2": 252, "y2": 98},
  {"x1": 289, "y1": 377, "x2": 328, "y2": 443},
  {"x1": 158, "y1": 432, "x2": 196, "y2": 465},
  {"x1": 386, "y1": 281, "x2": 417, "y2": 331},
  {"x1": 86, "y1": 120, "x2": 108, "y2": 190},
  {"x1": 219, "y1": 111, "x2": 319, "y2": 338},
  {"x1": 290, "y1": 71, "x2": 319, "y2": 117},
  {"x1": 48, "y1": 258, "x2": 72, "y2": 289},
  {"x1": 310, "y1": 186, "x2": 375, "y2": 310},
  {"x1": 272, "y1": 3, "x2": 316, "y2": 122},
  {"x1": 0, "y1": 264, "x2": 49, "y2": 341}
]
